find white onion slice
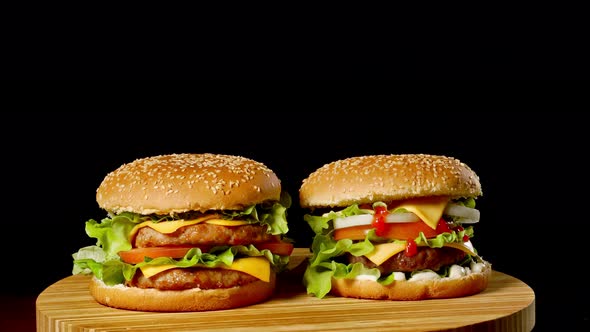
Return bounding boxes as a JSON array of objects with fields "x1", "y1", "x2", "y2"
[
  {"x1": 443, "y1": 203, "x2": 480, "y2": 224},
  {"x1": 385, "y1": 212, "x2": 420, "y2": 223},
  {"x1": 333, "y1": 214, "x2": 372, "y2": 229},
  {"x1": 333, "y1": 212, "x2": 419, "y2": 230}
]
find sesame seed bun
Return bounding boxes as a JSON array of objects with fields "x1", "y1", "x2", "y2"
[
  {"x1": 299, "y1": 154, "x2": 482, "y2": 208},
  {"x1": 97, "y1": 153, "x2": 282, "y2": 215},
  {"x1": 89, "y1": 272, "x2": 276, "y2": 312}
]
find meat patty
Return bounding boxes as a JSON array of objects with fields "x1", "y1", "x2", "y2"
[
  {"x1": 348, "y1": 246, "x2": 466, "y2": 274},
  {"x1": 134, "y1": 223, "x2": 274, "y2": 247},
  {"x1": 128, "y1": 268, "x2": 259, "y2": 290}
]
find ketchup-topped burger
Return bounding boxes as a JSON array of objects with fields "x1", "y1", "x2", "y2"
[
  {"x1": 72, "y1": 153, "x2": 293, "y2": 311},
  {"x1": 299, "y1": 154, "x2": 491, "y2": 300}
]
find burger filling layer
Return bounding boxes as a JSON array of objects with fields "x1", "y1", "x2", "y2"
[
  {"x1": 130, "y1": 268, "x2": 259, "y2": 290},
  {"x1": 303, "y1": 197, "x2": 486, "y2": 298},
  {"x1": 347, "y1": 246, "x2": 466, "y2": 274},
  {"x1": 73, "y1": 191, "x2": 292, "y2": 290},
  {"x1": 129, "y1": 223, "x2": 277, "y2": 290},
  {"x1": 134, "y1": 223, "x2": 275, "y2": 247}
]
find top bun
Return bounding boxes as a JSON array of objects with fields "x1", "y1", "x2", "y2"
[
  {"x1": 97, "y1": 153, "x2": 281, "y2": 215},
  {"x1": 299, "y1": 154, "x2": 481, "y2": 208}
]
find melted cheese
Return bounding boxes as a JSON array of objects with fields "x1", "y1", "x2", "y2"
[
  {"x1": 129, "y1": 215, "x2": 250, "y2": 239},
  {"x1": 218, "y1": 257, "x2": 270, "y2": 282},
  {"x1": 393, "y1": 196, "x2": 449, "y2": 229},
  {"x1": 140, "y1": 264, "x2": 177, "y2": 278},
  {"x1": 364, "y1": 242, "x2": 407, "y2": 266},
  {"x1": 365, "y1": 240, "x2": 477, "y2": 266},
  {"x1": 139, "y1": 257, "x2": 271, "y2": 281},
  {"x1": 444, "y1": 240, "x2": 477, "y2": 257},
  {"x1": 204, "y1": 219, "x2": 252, "y2": 226}
]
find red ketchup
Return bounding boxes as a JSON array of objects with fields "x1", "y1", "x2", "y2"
[
  {"x1": 405, "y1": 238, "x2": 418, "y2": 257},
  {"x1": 372, "y1": 205, "x2": 388, "y2": 236},
  {"x1": 436, "y1": 218, "x2": 452, "y2": 233}
]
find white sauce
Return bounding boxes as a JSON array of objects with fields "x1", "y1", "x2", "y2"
[
  {"x1": 355, "y1": 262, "x2": 487, "y2": 282},
  {"x1": 448, "y1": 265, "x2": 466, "y2": 279},
  {"x1": 392, "y1": 272, "x2": 406, "y2": 281},
  {"x1": 409, "y1": 271, "x2": 440, "y2": 281},
  {"x1": 355, "y1": 274, "x2": 378, "y2": 281},
  {"x1": 470, "y1": 261, "x2": 485, "y2": 273}
]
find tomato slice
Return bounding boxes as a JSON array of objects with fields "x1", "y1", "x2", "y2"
[
  {"x1": 256, "y1": 242, "x2": 294, "y2": 256},
  {"x1": 333, "y1": 221, "x2": 439, "y2": 241},
  {"x1": 118, "y1": 246, "x2": 199, "y2": 264},
  {"x1": 119, "y1": 242, "x2": 294, "y2": 264}
]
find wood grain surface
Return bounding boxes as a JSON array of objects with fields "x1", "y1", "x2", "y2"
[{"x1": 36, "y1": 249, "x2": 535, "y2": 331}]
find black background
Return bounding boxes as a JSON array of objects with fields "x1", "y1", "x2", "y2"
[{"x1": 2, "y1": 110, "x2": 588, "y2": 331}]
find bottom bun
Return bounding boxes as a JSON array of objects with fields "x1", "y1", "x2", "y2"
[
  {"x1": 330, "y1": 262, "x2": 491, "y2": 301},
  {"x1": 89, "y1": 272, "x2": 276, "y2": 312}
]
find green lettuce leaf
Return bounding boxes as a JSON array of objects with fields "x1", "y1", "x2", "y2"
[
  {"x1": 83, "y1": 212, "x2": 140, "y2": 260},
  {"x1": 453, "y1": 197, "x2": 476, "y2": 208},
  {"x1": 219, "y1": 191, "x2": 291, "y2": 235}
]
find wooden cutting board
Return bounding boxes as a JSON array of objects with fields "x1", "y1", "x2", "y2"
[{"x1": 36, "y1": 248, "x2": 535, "y2": 331}]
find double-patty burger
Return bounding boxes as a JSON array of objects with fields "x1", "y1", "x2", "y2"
[
  {"x1": 300, "y1": 154, "x2": 491, "y2": 300},
  {"x1": 72, "y1": 153, "x2": 293, "y2": 311}
]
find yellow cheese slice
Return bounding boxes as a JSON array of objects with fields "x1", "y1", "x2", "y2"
[
  {"x1": 364, "y1": 240, "x2": 478, "y2": 266},
  {"x1": 129, "y1": 215, "x2": 250, "y2": 239},
  {"x1": 364, "y1": 242, "x2": 407, "y2": 266},
  {"x1": 218, "y1": 257, "x2": 271, "y2": 282},
  {"x1": 443, "y1": 240, "x2": 477, "y2": 257},
  {"x1": 204, "y1": 219, "x2": 252, "y2": 226},
  {"x1": 140, "y1": 264, "x2": 177, "y2": 278},
  {"x1": 394, "y1": 196, "x2": 449, "y2": 229},
  {"x1": 139, "y1": 257, "x2": 271, "y2": 281}
]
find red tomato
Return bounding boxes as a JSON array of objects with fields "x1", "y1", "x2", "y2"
[
  {"x1": 118, "y1": 242, "x2": 294, "y2": 264},
  {"x1": 256, "y1": 242, "x2": 294, "y2": 256},
  {"x1": 333, "y1": 221, "x2": 439, "y2": 241},
  {"x1": 118, "y1": 246, "x2": 198, "y2": 264}
]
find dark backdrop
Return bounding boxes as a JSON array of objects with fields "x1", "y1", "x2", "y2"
[{"x1": 3, "y1": 111, "x2": 587, "y2": 330}]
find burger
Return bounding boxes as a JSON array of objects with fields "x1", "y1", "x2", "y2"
[
  {"x1": 72, "y1": 153, "x2": 293, "y2": 311},
  {"x1": 299, "y1": 154, "x2": 491, "y2": 300}
]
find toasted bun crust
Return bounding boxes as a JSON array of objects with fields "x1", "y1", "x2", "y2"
[
  {"x1": 330, "y1": 262, "x2": 491, "y2": 300},
  {"x1": 300, "y1": 154, "x2": 482, "y2": 208},
  {"x1": 89, "y1": 272, "x2": 276, "y2": 311},
  {"x1": 97, "y1": 153, "x2": 281, "y2": 214}
]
